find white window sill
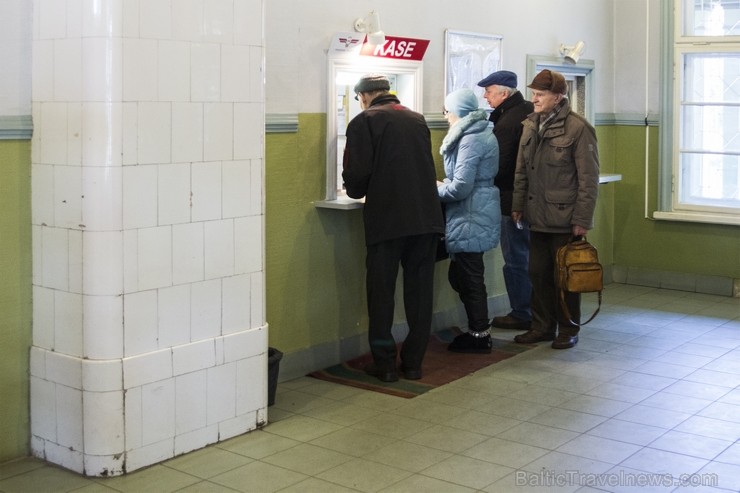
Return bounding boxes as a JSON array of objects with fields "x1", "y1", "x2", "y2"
[{"x1": 653, "y1": 211, "x2": 740, "y2": 226}]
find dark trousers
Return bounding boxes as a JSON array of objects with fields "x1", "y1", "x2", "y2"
[
  {"x1": 529, "y1": 231, "x2": 581, "y2": 335},
  {"x1": 448, "y1": 252, "x2": 489, "y2": 332},
  {"x1": 365, "y1": 233, "x2": 438, "y2": 370}
]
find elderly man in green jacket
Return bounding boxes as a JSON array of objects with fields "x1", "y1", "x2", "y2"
[{"x1": 512, "y1": 69, "x2": 600, "y2": 349}]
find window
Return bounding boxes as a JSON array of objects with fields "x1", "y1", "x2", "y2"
[{"x1": 660, "y1": 0, "x2": 740, "y2": 224}]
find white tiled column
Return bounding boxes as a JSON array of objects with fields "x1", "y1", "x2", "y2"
[{"x1": 30, "y1": 0, "x2": 266, "y2": 476}]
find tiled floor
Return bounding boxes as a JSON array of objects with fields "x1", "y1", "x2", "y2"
[{"x1": 2, "y1": 283, "x2": 740, "y2": 492}]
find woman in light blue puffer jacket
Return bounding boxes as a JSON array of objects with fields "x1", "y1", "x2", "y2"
[{"x1": 438, "y1": 88, "x2": 501, "y2": 354}]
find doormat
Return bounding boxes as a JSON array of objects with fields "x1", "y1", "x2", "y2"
[{"x1": 307, "y1": 327, "x2": 536, "y2": 399}]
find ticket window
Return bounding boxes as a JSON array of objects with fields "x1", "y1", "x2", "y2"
[{"x1": 316, "y1": 58, "x2": 423, "y2": 209}]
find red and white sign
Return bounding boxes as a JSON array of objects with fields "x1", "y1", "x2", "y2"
[{"x1": 360, "y1": 36, "x2": 430, "y2": 61}]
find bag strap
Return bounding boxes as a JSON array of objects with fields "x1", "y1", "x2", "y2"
[{"x1": 560, "y1": 288, "x2": 601, "y2": 326}]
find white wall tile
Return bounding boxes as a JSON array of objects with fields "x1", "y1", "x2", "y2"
[
  {"x1": 158, "y1": 164, "x2": 191, "y2": 225},
  {"x1": 82, "y1": 166, "x2": 123, "y2": 231},
  {"x1": 137, "y1": 226, "x2": 172, "y2": 290},
  {"x1": 39, "y1": 103, "x2": 68, "y2": 165},
  {"x1": 222, "y1": 274, "x2": 250, "y2": 335},
  {"x1": 203, "y1": 0, "x2": 233, "y2": 44},
  {"x1": 124, "y1": 439, "x2": 174, "y2": 474},
  {"x1": 174, "y1": 425, "x2": 218, "y2": 456},
  {"x1": 84, "y1": 454, "x2": 125, "y2": 477},
  {"x1": 45, "y1": 351, "x2": 82, "y2": 389},
  {"x1": 191, "y1": 162, "x2": 222, "y2": 222},
  {"x1": 30, "y1": 346, "x2": 47, "y2": 379},
  {"x1": 56, "y1": 385, "x2": 83, "y2": 451},
  {"x1": 121, "y1": 0, "x2": 139, "y2": 38},
  {"x1": 83, "y1": 294, "x2": 124, "y2": 360},
  {"x1": 248, "y1": 158, "x2": 262, "y2": 216},
  {"x1": 221, "y1": 45, "x2": 249, "y2": 102},
  {"x1": 191, "y1": 44, "x2": 221, "y2": 102},
  {"x1": 158, "y1": 284, "x2": 190, "y2": 349},
  {"x1": 65, "y1": 0, "x2": 83, "y2": 39},
  {"x1": 191, "y1": 279, "x2": 221, "y2": 341},
  {"x1": 82, "y1": 38, "x2": 123, "y2": 102},
  {"x1": 41, "y1": 226, "x2": 68, "y2": 290},
  {"x1": 82, "y1": 359, "x2": 123, "y2": 392},
  {"x1": 171, "y1": 103, "x2": 203, "y2": 163},
  {"x1": 173, "y1": 339, "x2": 215, "y2": 376},
  {"x1": 159, "y1": 42, "x2": 191, "y2": 102},
  {"x1": 123, "y1": 386, "x2": 142, "y2": 450},
  {"x1": 141, "y1": 380, "x2": 175, "y2": 445},
  {"x1": 222, "y1": 160, "x2": 248, "y2": 218},
  {"x1": 123, "y1": 165, "x2": 158, "y2": 229},
  {"x1": 81, "y1": 0, "x2": 122, "y2": 37},
  {"x1": 44, "y1": 441, "x2": 84, "y2": 475},
  {"x1": 172, "y1": 0, "x2": 203, "y2": 42},
  {"x1": 30, "y1": 377, "x2": 56, "y2": 441},
  {"x1": 249, "y1": 46, "x2": 264, "y2": 102},
  {"x1": 123, "y1": 290, "x2": 158, "y2": 357},
  {"x1": 33, "y1": 287, "x2": 54, "y2": 349},
  {"x1": 122, "y1": 103, "x2": 138, "y2": 165},
  {"x1": 81, "y1": 102, "x2": 123, "y2": 167},
  {"x1": 32, "y1": 164, "x2": 54, "y2": 226},
  {"x1": 54, "y1": 290, "x2": 83, "y2": 356},
  {"x1": 54, "y1": 39, "x2": 82, "y2": 102},
  {"x1": 223, "y1": 327, "x2": 266, "y2": 363},
  {"x1": 204, "y1": 220, "x2": 234, "y2": 280},
  {"x1": 68, "y1": 230, "x2": 83, "y2": 294},
  {"x1": 122, "y1": 230, "x2": 139, "y2": 293},
  {"x1": 123, "y1": 349, "x2": 172, "y2": 389},
  {"x1": 67, "y1": 103, "x2": 83, "y2": 165},
  {"x1": 123, "y1": 38, "x2": 158, "y2": 102},
  {"x1": 206, "y1": 363, "x2": 235, "y2": 425},
  {"x1": 32, "y1": 40, "x2": 54, "y2": 101},
  {"x1": 82, "y1": 231, "x2": 123, "y2": 296},
  {"x1": 32, "y1": 226, "x2": 42, "y2": 286},
  {"x1": 172, "y1": 223, "x2": 204, "y2": 285},
  {"x1": 203, "y1": 103, "x2": 233, "y2": 161},
  {"x1": 83, "y1": 390, "x2": 125, "y2": 455},
  {"x1": 53, "y1": 164, "x2": 79, "y2": 228},
  {"x1": 234, "y1": 0, "x2": 263, "y2": 46},
  {"x1": 236, "y1": 355, "x2": 265, "y2": 415},
  {"x1": 175, "y1": 371, "x2": 207, "y2": 434},
  {"x1": 137, "y1": 103, "x2": 171, "y2": 165},
  {"x1": 251, "y1": 272, "x2": 265, "y2": 329},
  {"x1": 218, "y1": 411, "x2": 258, "y2": 441},
  {"x1": 233, "y1": 103, "x2": 263, "y2": 160},
  {"x1": 235, "y1": 216, "x2": 262, "y2": 275},
  {"x1": 139, "y1": 0, "x2": 172, "y2": 40}
]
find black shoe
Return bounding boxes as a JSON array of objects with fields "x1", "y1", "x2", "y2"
[
  {"x1": 401, "y1": 367, "x2": 422, "y2": 380},
  {"x1": 364, "y1": 364, "x2": 398, "y2": 382},
  {"x1": 514, "y1": 329, "x2": 555, "y2": 344},
  {"x1": 551, "y1": 334, "x2": 578, "y2": 349},
  {"x1": 447, "y1": 332, "x2": 492, "y2": 354},
  {"x1": 491, "y1": 314, "x2": 531, "y2": 330}
]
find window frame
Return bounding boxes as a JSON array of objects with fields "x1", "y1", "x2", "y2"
[{"x1": 657, "y1": 0, "x2": 740, "y2": 225}]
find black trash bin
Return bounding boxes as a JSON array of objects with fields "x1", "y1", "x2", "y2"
[{"x1": 267, "y1": 347, "x2": 283, "y2": 406}]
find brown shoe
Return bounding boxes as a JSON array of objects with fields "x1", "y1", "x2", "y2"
[
  {"x1": 514, "y1": 329, "x2": 555, "y2": 344},
  {"x1": 491, "y1": 315, "x2": 531, "y2": 330}
]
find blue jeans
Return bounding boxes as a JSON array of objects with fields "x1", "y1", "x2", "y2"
[{"x1": 500, "y1": 215, "x2": 532, "y2": 322}]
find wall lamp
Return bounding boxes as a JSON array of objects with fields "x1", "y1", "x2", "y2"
[
  {"x1": 559, "y1": 41, "x2": 586, "y2": 64},
  {"x1": 354, "y1": 10, "x2": 385, "y2": 46}
]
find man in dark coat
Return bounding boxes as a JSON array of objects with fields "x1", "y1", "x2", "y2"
[
  {"x1": 342, "y1": 74, "x2": 445, "y2": 382},
  {"x1": 478, "y1": 70, "x2": 534, "y2": 332}
]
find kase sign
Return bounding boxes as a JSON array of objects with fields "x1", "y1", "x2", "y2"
[{"x1": 360, "y1": 36, "x2": 430, "y2": 61}]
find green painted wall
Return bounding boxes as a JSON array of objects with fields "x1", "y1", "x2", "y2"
[
  {"x1": 0, "y1": 140, "x2": 32, "y2": 461},
  {"x1": 608, "y1": 126, "x2": 739, "y2": 278}
]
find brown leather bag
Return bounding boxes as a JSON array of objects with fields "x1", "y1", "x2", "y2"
[{"x1": 556, "y1": 237, "x2": 603, "y2": 326}]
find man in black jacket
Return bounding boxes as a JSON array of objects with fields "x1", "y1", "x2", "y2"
[
  {"x1": 478, "y1": 70, "x2": 534, "y2": 332},
  {"x1": 343, "y1": 74, "x2": 445, "y2": 382}
]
